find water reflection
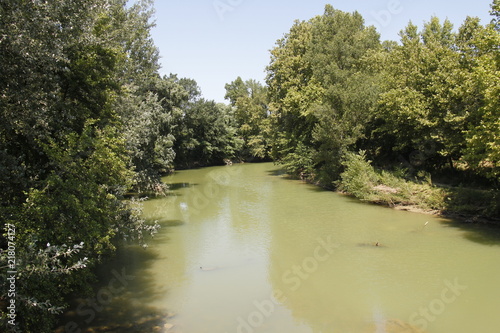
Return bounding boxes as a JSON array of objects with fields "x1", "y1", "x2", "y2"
[
  {"x1": 57, "y1": 163, "x2": 500, "y2": 333},
  {"x1": 56, "y1": 244, "x2": 176, "y2": 332}
]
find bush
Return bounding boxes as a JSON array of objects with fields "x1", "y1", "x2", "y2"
[
  {"x1": 338, "y1": 151, "x2": 379, "y2": 199},
  {"x1": 338, "y1": 151, "x2": 448, "y2": 210},
  {"x1": 281, "y1": 142, "x2": 316, "y2": 177}
]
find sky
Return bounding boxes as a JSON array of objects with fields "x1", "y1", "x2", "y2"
[{"x1": 149, "y1": 0, "x2": 495, "y2": 103}]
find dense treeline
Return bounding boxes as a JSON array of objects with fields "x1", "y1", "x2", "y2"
[
  {"x1": 1, "y1": 0, "x2": 499, "y2": 331},
  {"x1": 0, "y1": 1, "x2": 160, "y2": 330},
  {"x1": 265, "y1": 2, "x2": 500, "y2": 219},
  {"x1": 266, "y1": 2, "x2": 499, "y2": 185},
  {"x1": 0, "y1": 0, "x2": 243, "y2": 331}
]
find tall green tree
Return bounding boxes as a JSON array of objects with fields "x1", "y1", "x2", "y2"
[
  {"x1": 463, "y1": 0, "x2": 500, "y2": 180},
  {"x1": 266, "y1": 5, "x2": 380, "y2": 183},
  {"x1": 372, "y1": 17, "x2": 482, "y2": 171},
  {"x1": 98, "y1": 0, "x2": 180, "y2": 192},
  {"x1": 308, "y1": 6, "x2": 381, "y2": 183},
  {"x1": 266, "y1": 19, "x2": 320, "y2": 172}
]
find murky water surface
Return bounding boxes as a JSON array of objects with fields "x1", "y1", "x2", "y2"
[{"x1": 59, "y1": 163, "x2": 500, "y2": 333}]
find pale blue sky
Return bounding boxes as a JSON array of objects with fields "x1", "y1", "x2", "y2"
[{"x1": 150, "y1": 0, "x2": 495, "y2": 103}]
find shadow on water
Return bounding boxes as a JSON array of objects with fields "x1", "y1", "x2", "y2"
[
  {"x1": 166, "y1": 182, "x2": 197, "y2": 191},
  {"x1": 310, "y1": 185, "x2": 500, "y2": 247},
  {"x1": 265, "y1": 168, "x2": 335, "y2": 192},
  {"x1": 266, "y1": 168, "x2": 288, "y2": 177},
  {"x1": 156, "y1": 218, "x2": 185, "y2": 227},
  {"x1": 269, "y1": 166, "x2": 500, "y2": 249},
  {"x1": 55, "y1": 239, "x2": 176, "y2": 332},
  {"x1": 135, "y1": 183, "x2": 198, "y2": 199},
  {"x1": 305, "y1": 182, "x2": 340, "y2": 193},
  {"x1": 439, "y1": 219, "x2": 500, "y2": 246}
]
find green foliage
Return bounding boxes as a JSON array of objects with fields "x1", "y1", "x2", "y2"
[
  {"x1": 225, "y1": 77, "x2": 271, "y2": 160},
  {"x1": 268, "y1": 1, "x2": 500, "y2": 213},
  {"x1": 310, "y1": 8, "x2": 381, "y2": 183},
  {"x1": 266, "y1": 19, "x2": 320, "y2": 164},
  {"x1": 1, "y1": 0, "x2": 499, "y2": 330},
  {"x1": 339, "y1": 151, "x2": 448, "y2": 211},
  {"x1": 462, "y1": 6, "x2": 500, "y2": 180},
  {"x1": 119, "y1": 83, "x2": 177, "y2": 192},
  {"x1": 0, "y1": 240, "x2": 91, "y2": 332},
  {"x1": 366, "y1": 10, "x2": 499, "y2": 182},
  {"x1": 338, "y1": 151, "x2": 379, "y2": 199},
  {"x1": 21, "y1": 124, "x2": 132, "y2": 251},
  {"x1": 266, "y1": 6, "x2": 381, "y2": 182},
  {"x1": 281, "y1": 142, "x2": 316, "y2": 177},
  {"x1": 0, "y1": 0, "x2": 161, "y2": 331},
  {"x1": 174, "y1": 80, "x2": 242, "y2": 168},
  {"x1": 265, "y1": 2, "x2": 499, "y2": 186},
  {"x1": 446, "y1": 186, "x2": 500, "y2": 217},
  {"x1": 372, "y1": 17, "x2": 472, "y2": 170},
  {"x1": 338, "y1": 152, "x2": 499, "y2": 218}
]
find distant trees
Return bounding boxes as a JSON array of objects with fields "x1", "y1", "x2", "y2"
[
  {"x1": 173, "y1": 77, "x2": 242, "y2": 168},
  {"x1": 225, "y1": 77, "x2": 271, "y2": 160}
]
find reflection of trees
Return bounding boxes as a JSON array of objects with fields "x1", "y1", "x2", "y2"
[
  {"x1": 227, "y1": 165, "x2": 273, "y2": 238},
  {"x1": 55, "y1": 167, "x2": 260, "y2": 332},
  {"x1": 58, "y1": 163, "x2": 435, "y2": 333}
]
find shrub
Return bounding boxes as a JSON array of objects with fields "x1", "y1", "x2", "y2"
[{"x1": 338, "y1": 151, "x2": 379, "y2": 199}]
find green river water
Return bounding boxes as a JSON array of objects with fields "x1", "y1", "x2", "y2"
[{"x1": 58, "y1": 163, "x2": 500, "y2": 333}]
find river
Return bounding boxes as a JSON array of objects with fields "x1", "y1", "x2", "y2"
[{"x1": 57, "y1": 162, "x2": 500, "y2": 333}]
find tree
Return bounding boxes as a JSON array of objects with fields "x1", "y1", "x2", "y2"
[
  {"x1": 463, "y1": 1, "x2": 500, "y2": 180},
  {"x1": 0, "y1": 1, "x2": 160, "y2": 330},
  {"x1": 266, "y1": 5, "x2": 381, "y2": 183},
  {"x1": 308, "y1": 6, "x2": 381, "y2": 183},
  {"x1": 119, "y1": 85, "x2": 177, "y2": 192},
  {"x1": 225, "y1": 77, "x2": 271, "y2": 160},
  {"x1": 266, "y1": 19, "x2": 320, "y2": 170},
  {"x1": 173, "y1": 78, "x2": 242, "y2": 168},
  {"x1": 372, "y1": 17, "x2": 481, "y2": 171}
]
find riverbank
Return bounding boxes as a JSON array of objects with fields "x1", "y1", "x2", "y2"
[
  {"x1": 137, "y1": 157, "x2": 499, "y2": 224},
  {"x1": 333, "y1": 153, "x2": 500, "y2": 225},
  {"x1": 337, "y1": 184, "x2": 500, "y2": 226},
  {"x1": 233, "y1": 160, "x2": 499, "y2": 224}
]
